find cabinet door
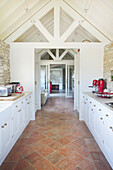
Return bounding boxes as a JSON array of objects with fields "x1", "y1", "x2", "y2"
[
  {"x1": 94, "y1": 111, "x2": 104, "y2": 144},
  {"x1": 4, "y1": 117, "x2": 12, "y2": 151},
  {"x1": 104, "y1": 120, "x2": 113, "y2": 159},
  {"x1": 89, "y1": 108, "x2": 94, "y2": 130},
  {"x1": 17, "y1": 108, "x2": 24, "y2": 131},
  {"x1": 0, "y1": 124, "x2": 5, "y2": 155},
  {"x1": 25, "y1": 97, "x2": 29, "y2": 124},
  {"x1": 0, "y1": 107, "x2": 12, "y2": 156},
  {"x1": 12, "y1": 109, "x2": 18, "y2": 139}
]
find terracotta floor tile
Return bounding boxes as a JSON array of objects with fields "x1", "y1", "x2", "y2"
[
  {"x1": 76, "y1": 146, "x2": 92, "y2": 159},
  {"x1": 64, "y1": 134, "x2": 79, "y2": 142},
  {"x1": 48, "y1": 141, "x2": 63, "y2": 150},
  {"x1": 90, "y1": 151, "x2": 106, "y2": 161},
  {"x1": 44, "y1": 131, "x2": 56, "y2": 137},
  {"x1": 14, "y1": 159, "x2": 31, "y2": 170},
  {"x1": 57, "y1": 138, "x2": 70, "y2": 146},
  {"x1": 0, "y1": 162, "x2": 16, "y2": 170},
  {"x1": 57, "y1": 146, "x2": 72, "y2": 157},
  {"x1": 56, "y1": 158, "x2": 75, "y2": 169},
  {"x1": 5, "y1": 151, "x2": 23, "y2": 162},
  {"x1": 73, "y1": 137, "x2": 86, "y2": 147},
  {"x1": 94, "y1": 160, "x2": 112, "y2": 170},
  {"x1": 30, "y1": 142, "x2": 46, "y2": 152},
  {"x1": 46, "y1": 152, "x2": 64, "y2": 165},
  {"x1": 66, "y1": 142, "x2": 81, "y2": 151},
  {"x1": 76, "y1": 159, "x2": 96, "y2": 170},
  {"x1": 25, "y1": 152, "x2": 43, "y2": 163},
  {"x1": 23, "y1": 166, "x2": 35, "y2": 170},
  {"x1": 1, "y1": 97, "x2": 111, "y2": 170},
  {"x1": 41, "y1": 137, "x2": 55, "y2": 145},
  {"x1": 50, "y1": 134, "x2": 62, "y2": 141},
  {"x1": 38, "y1": 146, "x2": 54, "y2": 157},
  {"x1": 21, "y1": 146, "x2": 34, "y2": 158},
  {"x1": 67, "y1": 152, "x2": 85, "y2": 166},
  {"x1": 32, "y1": 158, "x2": 58, "y2": 170}
]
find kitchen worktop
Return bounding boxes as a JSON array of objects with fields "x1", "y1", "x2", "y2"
[
  {"x1": 0, "y1": 93, "x2": 25, "y2": 101},
  {"x1": 83, "y1": 92, "x2": 113, "y2": 112},
  {"x1": 0, "y1": 92, "x2": 32, "y2": 112}
]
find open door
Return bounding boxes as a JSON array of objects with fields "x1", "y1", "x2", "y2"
[{"x1": 35, "y1": 56, "x2": 41, "y2": 111}]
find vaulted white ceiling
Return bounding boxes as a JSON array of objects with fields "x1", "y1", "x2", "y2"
[{"x1": 0, "y1": 0, "x2": 113, "y2": 44}]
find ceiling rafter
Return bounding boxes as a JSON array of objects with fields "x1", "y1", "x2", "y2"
[
  {"x1": 60, "y1": 20, "x2": 79, "y2": 42},
  {"x1": 35, "y1": 20, "x2": 54, "y2": 42},
  {"x1": 2, "y1": 0, "x2": 111, "y2": 44},
  {"x1": 63, "y1": 0, "x2": 111, "y2": 43},
  {"x1": 47, "y1": 50, "x2": 56, "y2": 60},
  {"x1": 3, "y1": 0, "x2": 52, "y2": 43},
  {"x1": 59, "y1": 49, "x2": 68, "y2": 60}
]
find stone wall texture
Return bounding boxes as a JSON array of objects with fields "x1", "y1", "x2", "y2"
[
  {"x1": 104, "y1": 43, "x2": 113, "y2": 90},
  {"x1": 0, "y1": 40, "x2": 10, "y2": 86}
]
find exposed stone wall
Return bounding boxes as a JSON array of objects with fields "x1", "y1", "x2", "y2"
[
  {"x1": 0, "y1": 40, "x2": 10, "y2": 86},
  {"x1": 104, "y1": 43, "x2": 113, "y2": 90}
]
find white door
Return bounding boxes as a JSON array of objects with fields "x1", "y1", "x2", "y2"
[{"x1": 35, "y1": 61, "x2": 41, "y2": 111}]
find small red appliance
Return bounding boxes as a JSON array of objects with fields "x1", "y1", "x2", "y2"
[
  {"x1": 97, "y1": 79, "x2": 105, "y2": 93},
  {"x1": 93, "y1": 80, "x2": 97, "y2": 86}
]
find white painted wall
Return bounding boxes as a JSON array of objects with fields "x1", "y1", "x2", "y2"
[
  {"x1": 10, "y1": 45, "x2": 35, "y2": 120},
  {"x1": 10, "y1": 43, "x2": 104, "y2": 121},
  {"x1": 79, "y1": 46, "x2": 104, "y2": 120}
]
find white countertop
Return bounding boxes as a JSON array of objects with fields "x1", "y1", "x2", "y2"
[
  {"x1": 83, "y1": 92, "x2": 113, "y2": 113},
  {"x1": 0, "y1": 92, "x2": 32, "y2": 112}
]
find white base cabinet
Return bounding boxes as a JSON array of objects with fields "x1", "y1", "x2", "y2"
[
  {"x1": 0, "y1": 93, "x2": 32, "y2": 166},
  {"x1": 82, "y1": 93, "x2": 113, "y2": 169}
]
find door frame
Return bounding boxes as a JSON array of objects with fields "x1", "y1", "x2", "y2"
[{"x1": 35, "y1": 49, "x2": 79, "y2": 111}]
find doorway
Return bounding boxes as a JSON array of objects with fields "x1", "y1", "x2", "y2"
[
  {"x1": 50, "y1": 64, "x2": 65, "y2": 96},
  {"x1": 35, "y1": 48, "x2": 79, "y2": 111}
]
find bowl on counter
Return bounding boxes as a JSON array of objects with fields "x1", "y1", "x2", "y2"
[{"x1": 96, "y1": 92, "x2": 113, "y2": 98}]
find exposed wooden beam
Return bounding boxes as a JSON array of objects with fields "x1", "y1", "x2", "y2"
[
  {"x1": 56, "y1": 49, "x2": 59, "y2": 59},
  {"x1": 61, "y1": 20, "x2": 79, "y2": 42},
  {"x1": 59, "y1": 49, "x2": 68, "y2": 60},
  {"x1": 38, "y1": 49, "x2": 47, "y2": 59},
  {"x1": 5, "y1": 21, "x2": 33, "y2": 43},
  {"x1": 63, "y1": 0, "x2": 111, "y2": 43},
  {"x1": 68, "y1": 49, "x2": 76, "y2": 57},
  {"x1": 81, "y1": 22, "x2": 110, "y2": 44},
  {"x1": 47, "y1": 50, "x2": 56, "y2": 60},
  {"x1": 3, "y1": 0, "x2": 53, "y2": 43},
  {"x1": 54, "y1": 0, "x2": 60, "y2": 40},
  {"x1": 35, "y1": 20, "x2": 54, "y2": 42},
  {"x1": 35, "y1": 1, "x2": 54, "y2": 20},
  {"x1": 60, "y1": 0, "x2": 78, "y2": 21}
]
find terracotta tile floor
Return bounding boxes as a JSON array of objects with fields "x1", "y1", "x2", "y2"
[{"x1": 0, "y1": 97, "x2": 112, "y2": 170}]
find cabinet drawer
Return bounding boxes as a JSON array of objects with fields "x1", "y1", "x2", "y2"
[
  {"x1": 104, "y1": 110, "x2": 113, "y2": 124},
  {"x1": 13, "y1": 102, "x2": 21, "y2": 113},
  {"x1": 0, "y1": 106, "x2": 12, "y2": 125}
]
